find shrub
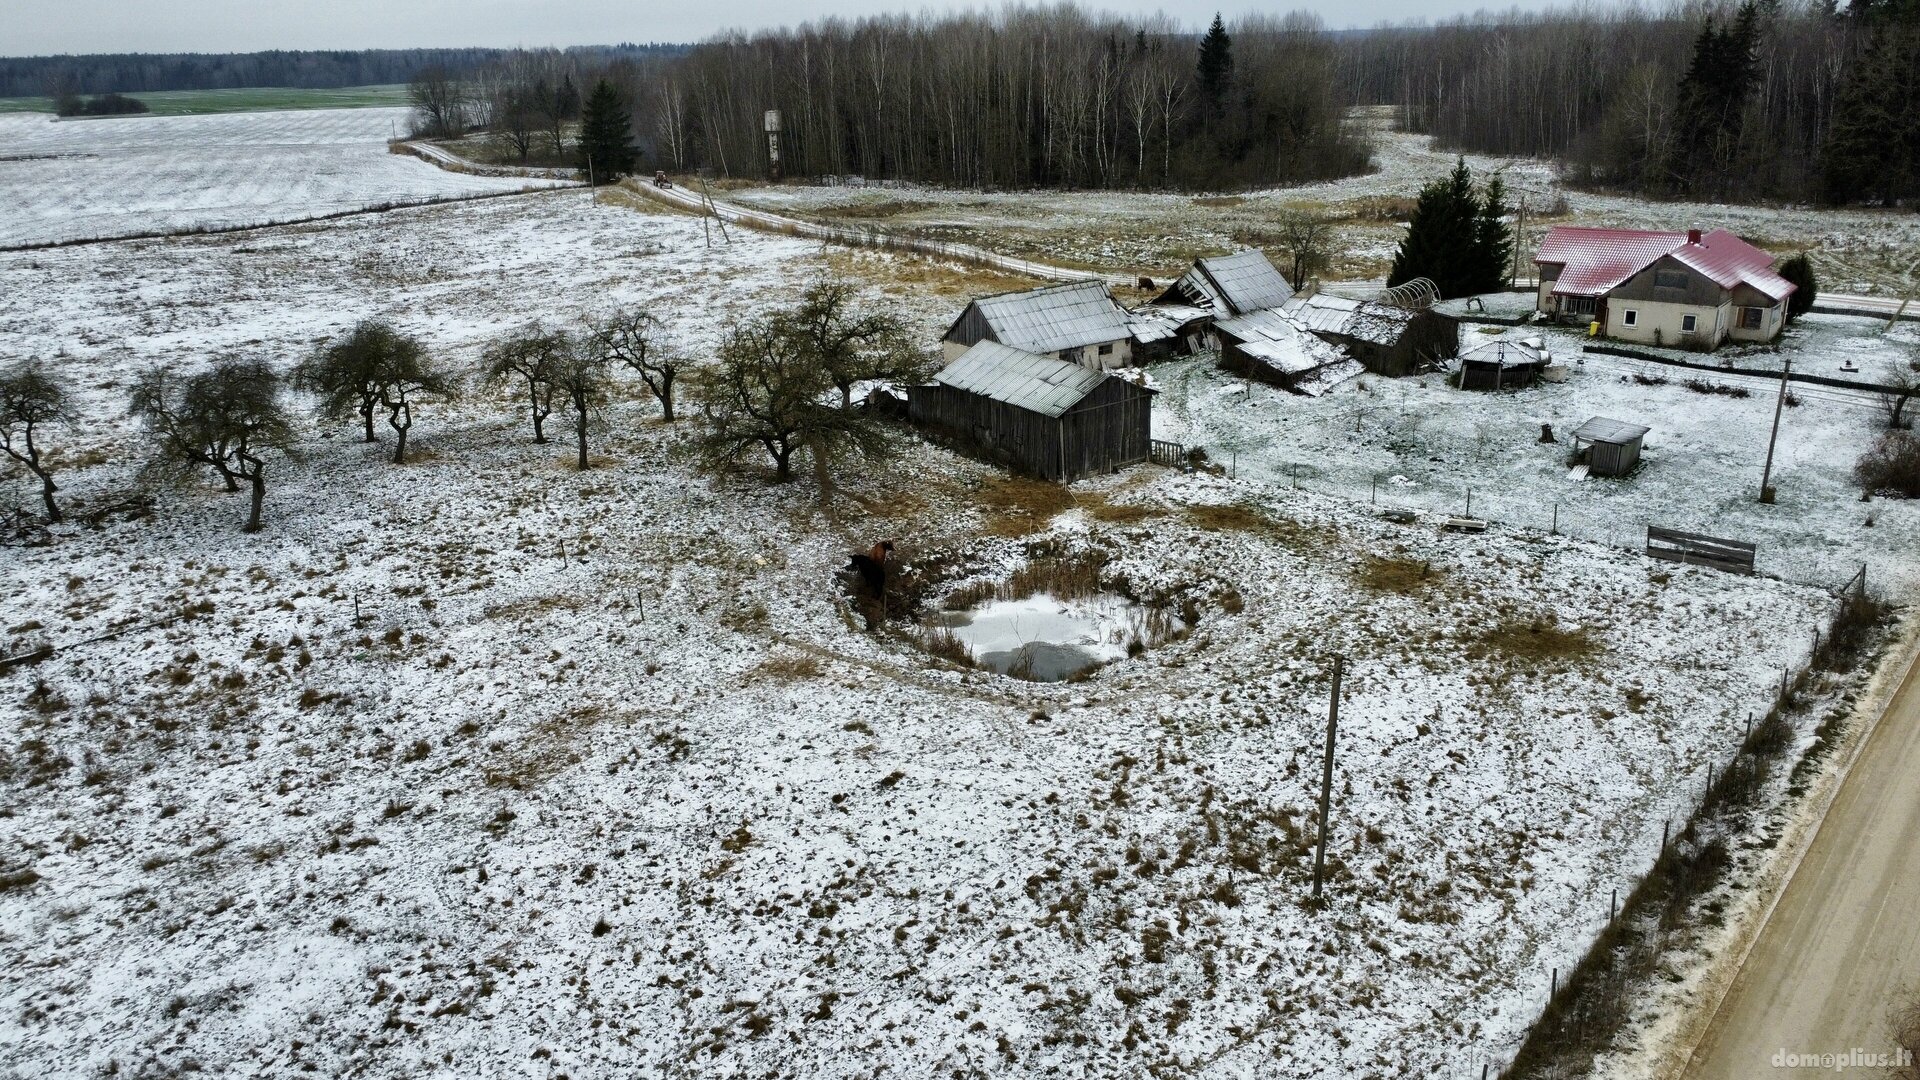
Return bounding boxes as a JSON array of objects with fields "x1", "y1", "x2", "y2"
[{"x1": 1854, "y1": 430, "x2": 1920, "y2": 498}]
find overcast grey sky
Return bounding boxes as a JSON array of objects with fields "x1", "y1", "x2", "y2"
[{"x1": 7, "y1": 0, "x2": 1562, "y2": 55}]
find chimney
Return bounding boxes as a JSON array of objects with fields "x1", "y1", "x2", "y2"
[{"x1": 1687, "y1": 228, "x2": 1702, "y2": 245}]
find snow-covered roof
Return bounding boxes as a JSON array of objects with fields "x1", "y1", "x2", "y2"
[
  {"x1": 1157, "y1": 249, "x2": 1295, "y2": 316},
  {"x1": 931, "y1": 340, "x2": 1113, "y2": 417},
  {"x1": 1573, "y1": 415, "x2": 1650, "y2": 445},
  {"x1": 957, "y1": 280, "x2": 1132, "y2": 354},
  {"x1": 1126, "y1": 303, "x2": 1211, "y2": 344},
  {"x1": 1537, "y1": 227, "x2": 1795, "y2": 303},
  {"x1": 1280, "y1": 292, "x2": 1417, "y2": 346},
  {"x1": 1459, "y1": 337, "x2": 1548, "y2": 369},
  {"x1": 1214, "y1": 309, "x2": 1346, "y2": 376}
]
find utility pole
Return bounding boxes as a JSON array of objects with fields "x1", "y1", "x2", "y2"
[
  {"x1": 1760, "y1": 359, "x2": 1791, "y2": 503},
  {"x1": 1311, "y1": 654, "x2": 1345, "y2": 904}
]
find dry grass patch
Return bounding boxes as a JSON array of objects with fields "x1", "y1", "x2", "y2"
[
  {"x1": 753, "y1": 653, "x2": 824, "y2": 681},
  {"x1": 1080, "y1": 492, "x2": 1161, "y2": 525},
  {"x1": 1479, "y1": 619, "x2": 1601, "y2": 665},
  {"x1": 1183, "y1": 502, "x2": 1273, "y2": 533},
  {"x1": 1355, "y1": 555, "x2": 1444, "y2": 594},
  {"x1": 977, "y1": 476, "x2": 1075, "y2": 537},
  {"x1": 1191, "y1": 196, "x2": 1246, "y2": 208},
  {"x1": 828, "y1": 250, "x2": 1041, "y2": 298}
]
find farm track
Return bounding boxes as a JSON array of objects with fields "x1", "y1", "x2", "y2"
[{"x1": 1676, "y1": 629, "x2": 1920, "y2": 1080}]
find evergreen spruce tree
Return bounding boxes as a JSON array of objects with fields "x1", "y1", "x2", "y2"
[
  {"x1": 1388, "y1": 160, "x2": 1515, "y2": 299},
  {"x1": 1196, "y1": 14, "x2": 1233, "y2": 113},
  {"x1": 1389, "y1": 159, "x2": 1481, "y2": 299},
  {"x1": 576, "y1": 79, "x2": 638, "y2": 184},
  {"x1": 1820, "y1": 2, "x2": 1920, "y2": 205},
  {"x1": 1470, "y1": 175, "x2": 1514, "y2": 294},
  {"x1": 1777, "y1": 253, "x2": 1818, "y2": 320},
  {"x1": 1667, "y1": 1, "x2": 1764, "y2": 197}
]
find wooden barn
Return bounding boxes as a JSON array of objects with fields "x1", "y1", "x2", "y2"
[
  {"x1": 907, "y1": 341, "x2": 1155, "y2": 482},
  {"x1": 1281, "y1": 292, "x2": 1458, "y2": 376},
  {"x1": 1211, "y1": 309, "x2": 1358, "y2": 396},
  {"x1": 941, "y1": 280, "x2": 1135, "y2": 370}
]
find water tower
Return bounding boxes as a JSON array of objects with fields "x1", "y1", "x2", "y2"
[{"x1": 764, "y1": 110, "x2": 782, "y2": 181}]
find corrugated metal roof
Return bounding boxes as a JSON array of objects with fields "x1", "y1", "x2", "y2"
[
  {"x1": 931, "y1": 341, "x2": 1110, "y2": 417},
  {"x1": 1537, "y1": 226, "x2": 1795, "y2": 302},
  {"x1": 1214, "y1": 309, "x2": 1346, "y2": 376},
  {"x1": 1162, "y1": 265, "x2": 1228, "y2": 311},
  {"x1": 1195, "y1": 249, "x2": 1296, "y2": 315},
  {"x1": 1279, "y1": 293, "x2": 1415, "y2": 345},
  {"x1": 1126, "y1": 304, "x2": 1211, "y2": 344},
  {"x1": 968, "y1": 280, "x2": 1132, "y2": 354},
  {"x1": 1459, "y1": 337, "x2": 1548, "y2": 369},
  {"x1": 1574, "y1": 415, "x2": 1650, "y2": 444}
]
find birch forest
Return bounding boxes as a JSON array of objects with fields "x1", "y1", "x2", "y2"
[{"x1": 624, "y1": 8, "x2": 1370, "y2": 190}]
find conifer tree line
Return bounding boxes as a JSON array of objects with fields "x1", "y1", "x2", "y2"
[{"x1": 1334, "y1": 0, "x2": 1920, "y2": 205}]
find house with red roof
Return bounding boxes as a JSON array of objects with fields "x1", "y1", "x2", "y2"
[{"x1": 1533, "y1": 227, "x2": 1796, "y2": 349}]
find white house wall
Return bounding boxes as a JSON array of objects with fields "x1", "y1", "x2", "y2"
[{"x1": 1603, "y1": 298, "x2": 1730, "y2": 349}]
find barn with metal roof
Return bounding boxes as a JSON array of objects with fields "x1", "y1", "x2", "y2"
[
  {"x1": 908, "y1": 341, "x2": 1156, "y2": 482},
  {"x1": 941, "y1": 280, "x2": 1135, "y2": 370},
  {"x1": 1534, "y1": 227, "x2": 1796, "y2": 348},
  {"x1": 1156, "y1": 249, "x2": 1296, "y2": 317}
]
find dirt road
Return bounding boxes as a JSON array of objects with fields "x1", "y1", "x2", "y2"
[{"x1": 1682, "y1": 642, "x2": 1920, "y2": 1079}]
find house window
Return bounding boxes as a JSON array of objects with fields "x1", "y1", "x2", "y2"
[
  {"x1": 1681, "y1": 314, "x2": 1698, "y2": 333},
  {"x1": 1654, "y1": 269, "x2": 1689, "y2": 290},
  {"x1": 1564, "y1": 296, "x2": 1596, "y2": 316},
  {"x1": 1739, "y1": 307, "x2": 1764, "y2": 330},
  {"x1": 1098, "y1": 343, "x2": 1114, "y2": 356},
  {"x1": 1623, "y1": 309, "x2": 1639, "y2": 327}
]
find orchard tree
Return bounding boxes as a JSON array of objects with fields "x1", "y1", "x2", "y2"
[
  {"x1": 297, "y1": 320, "x2": 451, "y2": 464},
  {"x1": 549, "y1": 346, "x2": 613, "y2": 471},
  {"x1": 590, "y1": 308, "x2": 683, "y2": 421},
  {"x1": 131, "y1": 358, "x2": 294, "y2": 533},
  {"x1": 784, "y1": 282, "x2": 925, "y2": 410},
  {"x1": 0, "y1": 360, "x2": 77, "y2": 523},
  {"x1": 693, "y1": 317, "x2": 890, "y2": 493},
  {"x1": 481, "y1": 324, "x2": 568, "y2": 443}
]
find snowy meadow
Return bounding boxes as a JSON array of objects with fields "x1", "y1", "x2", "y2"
[
  {"x1": 0, "y1": 107, "x2": 570, "y2": 248},
  {"x1": 0, "y1": 184, "x2": 1878, "y2": 1079}
]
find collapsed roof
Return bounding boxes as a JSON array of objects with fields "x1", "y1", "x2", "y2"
[
  {"x1": 1279, "y1": 293, "x2": 1419, "y2": 346},
  {"x1": 1156, "y1": 249, "x2": 1296, "y2": 317}
]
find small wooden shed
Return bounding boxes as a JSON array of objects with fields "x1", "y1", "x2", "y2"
[
  {"x1": 1572, "y1": 416, "x2": 1650, "y2": 477},
  {"x1": 1458, "y1": 337, "x2": 1549, "y2": 391},
  {"x1": 908, "y1": 341, "x2": 1155, "y2": 482}
]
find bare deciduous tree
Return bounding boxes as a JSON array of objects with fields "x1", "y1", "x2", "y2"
[
  {"x1": 0, "y1": 360, "x2": 77, "y2": 523},
  {"x1": 590, "y1": 309, "x2": 683, "y2": 421},
  {"x1": 131, "y1": 358, "x2": 294, "y2": 533},
  {"x1": 481, "y1": 324, "x2": 568, "y2": 443},
  {"x1": 549, "y1": 346, "x2": 613, "y2": 471},
  {"x1": 297, "y1": 320, "x2": 451, "y2": 464},
  {"x1": 692, "y1": 317, "x2": 890, "y2": 487},
  {"x1": 1274, "y1": 209, "x2": 1336, "y2": 290},
  {"x1": 408, "y1": 65, "x2": 471, "y2": 139},
  {"x1": 1878, "y1": 357, "x2": 1920, "y2": 430},
  {"x1": 785, "y1": 281, "x2": 924, "y2": 410}
]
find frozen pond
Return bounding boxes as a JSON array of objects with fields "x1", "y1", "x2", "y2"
[{"x1": 934, "y1": 592, "x2": 1161, "y2": 681}]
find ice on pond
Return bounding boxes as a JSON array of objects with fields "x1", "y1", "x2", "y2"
[{"x1": 934, "y1": 593, "x2": 1165, "y2": 682}]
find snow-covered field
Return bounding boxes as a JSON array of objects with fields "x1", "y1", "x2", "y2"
[
  {"x1": 1154, "y1": 314, "x2": 1920, "y2": 598},
  {"x1": 728, "y1": 108, "x2": 1920, "y2": 293},
  {"x1": 0, "y1": 107, "x2": 572, "y2": 248},
  {"x1": 0, "y1": 187, "x2": 1875, "y2": 1079}
]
